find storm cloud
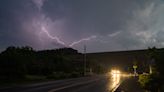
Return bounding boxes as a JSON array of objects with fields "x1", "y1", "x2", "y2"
[{"x1": 0, "y1": 0, "x2": 164, "y2": 52}]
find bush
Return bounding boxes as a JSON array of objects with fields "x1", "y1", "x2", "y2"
[
  {"x1": 138, "y1": 74, "x2": 152, "y2": 88},
  {"x1": 138, "y1": 74, "x2": 160, "y2": 91}
]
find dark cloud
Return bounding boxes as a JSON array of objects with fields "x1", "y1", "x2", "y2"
[
  {"x1": 42, "y1": 0, "x2": 142, "y2": 35},
  {"x1": 0, "y1": 0, "x2": 164, "y2": 52}
]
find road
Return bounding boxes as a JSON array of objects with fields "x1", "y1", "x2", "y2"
[
  {"x1": 0, "y1": 75, "x2": 121, "y2": 92},
  {"x1": 115, "y1": 77, "x2": 144, "y2": 92}
]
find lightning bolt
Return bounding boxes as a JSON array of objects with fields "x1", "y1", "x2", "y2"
[
  {"x1": 41, "y1": 26, "x2": 66, "y2": 46},
  {"x1": 32, "y1": 0, "x2": 98, "y2": 48},
  {"x1": 40, "y1": 26, "x2": 97, "y2": 47},
  {"x1": 69, "y1": 35, "x2": 97, "y2": 47}
]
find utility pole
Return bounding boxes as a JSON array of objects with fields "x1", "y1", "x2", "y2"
[{"x1": 84, "y1": 45, "x2": 86, "y2": 76}]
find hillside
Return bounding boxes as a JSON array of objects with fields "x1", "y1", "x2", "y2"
[{"x1": 87, "y1": 49, "x2": 150, "y2": 73}]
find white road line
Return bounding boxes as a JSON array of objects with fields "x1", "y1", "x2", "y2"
[
  {"x1": 111, "y1": 83, "x2": 121, "y2": 92},
  {"x1": 111, "y1": 79, "x2": 125, "y2": 92}
]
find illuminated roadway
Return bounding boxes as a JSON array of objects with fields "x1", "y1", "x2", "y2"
[{"x1": 0, "y1": 74, "x2": 122, "y2": 92}]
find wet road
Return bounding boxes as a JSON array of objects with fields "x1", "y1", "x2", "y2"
[
  {"x1": 115, "y1": 77, "x2": 144, "y2": 92},
  {"x1": 0, "y1": 75, "x2": 121, "y2": 92}
]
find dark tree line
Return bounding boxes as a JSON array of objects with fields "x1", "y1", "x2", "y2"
[{"x1": 0, "y1": 46, "x2": 104, "y2": 82}]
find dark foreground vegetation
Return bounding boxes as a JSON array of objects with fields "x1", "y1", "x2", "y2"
[
  {"x1": 138, "y1": 47, "x2": 164, "y2": 92},
  {"x1": 0, "y1": 46, "x2": 105, "y2": 85}
]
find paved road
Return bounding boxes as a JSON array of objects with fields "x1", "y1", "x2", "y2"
[
  {"x1": 115, "y1": 77, "x2": 144, "y2": 92},
  {"x1": 0, "y1": 75, "x2": 119, "y2": 92}
]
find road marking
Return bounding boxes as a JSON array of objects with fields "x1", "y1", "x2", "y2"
[
  {"x1": 110, "y1": 79, "x2": 125, "y2": 92},
  {"x1": 111, "y1": 82, "x2": 121, "y2": 92},
  {"x1": 48, "y1": 78, "x2": 100, "y2": 92}
]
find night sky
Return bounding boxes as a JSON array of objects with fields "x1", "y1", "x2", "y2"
[{"x1": 0, "y1": 0, "x2": 164, "y2": 53}]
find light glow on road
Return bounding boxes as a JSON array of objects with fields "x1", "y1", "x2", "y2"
[
  {"x1": 111, "y1": 70, "x2": 120, "y2": 75},
  {"x1": 110, "y1": 69, "x2": 121, "y2": 89},
  {"x1": 108, "y1": 69, "x2": 133, "y2": 91}
]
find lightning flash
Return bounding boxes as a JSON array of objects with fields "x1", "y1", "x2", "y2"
[
  {"x1": 69, "y1": 35, "x2": 97, "y2": 47},
  {"x1": 41, "y1": 26, "x2": 66, "y2": 46},
  {"x1": 40, "y1": 25, "x2": 97, "y2": 47},
  {"x1": 33, "y1": 0, "x2": 98, "y2": 48}
]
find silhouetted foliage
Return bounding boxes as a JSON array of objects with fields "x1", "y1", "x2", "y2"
[
  {"x1": 138, "y1": 47, "x2": 164, "y2": 91},
  {"x1": 0, "y1": 46, "x2": 82, "y2": 80},
  {"x1": 0, "y1": 46, "x2": 102, "y2": 82}
]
